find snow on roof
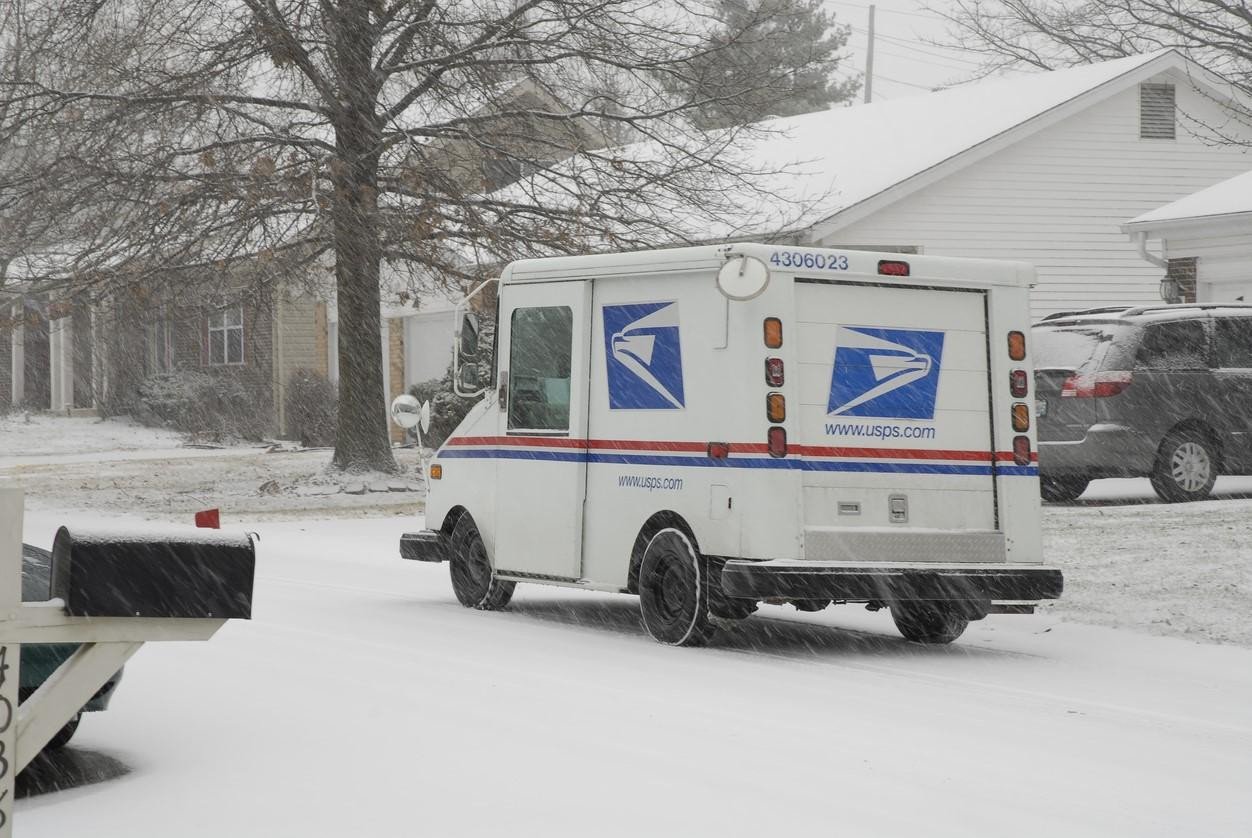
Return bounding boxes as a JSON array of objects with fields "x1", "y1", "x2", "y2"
[
  {"x1": 738, "y1": 50, "x2": 1180, "y2": 237},
  {"x1": 490, "y1": 50, "x2": 1186, "y2": 246},
  {"x1": 1125, "y1": 169, "x2": 1252, "y2": 230}
]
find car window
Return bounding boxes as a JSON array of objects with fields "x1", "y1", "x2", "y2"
[
  {"x1": 1135, "y1": 320, "x2": 1207, "y2": 370},
  {"x1": 1212, "y1": 318, "x2": 1252, "y2": 368},
  {"x1": 1032, "y1": 326, "x2": 1120, "y2": 370}
]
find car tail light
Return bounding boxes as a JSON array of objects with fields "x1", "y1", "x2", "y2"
[
  {"x1": 768, "y1": 426, "x2": 787, "y2": 458},
  {"x1": 708, "y1": 442, "x2": 730, "y2": 459},
  {"x1": 764, "y1": 317, "x2": 783, "y2": 348},
  {"x1": 767, "y1": 392, "x2": 786, "y2": 423},
  {"x1": 1010, "y1": 369, "x2": 1028, "y2": 397},
  {"x1": 765, "y1": 357, "x2": 785, "y2": 386},
  {"x1": 1012, "y1": 403, "x2": 1030, "y2": 432},
  {"x1": 878, "y1": 260, "x2": 910, "y2": 276},
  {"x1": 1012, "y1": 436, "x2": 1031, "y2": 466},
  {"x1": 1008, "y1": 331, "x2": 1026, "y2": 361},
  {"x1": 1060, "y1": 371, "x2": 1133, "y2": 398}
]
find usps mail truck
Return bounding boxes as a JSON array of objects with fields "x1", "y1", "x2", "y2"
[{"x1": 393, "y1": 243, "x2": 1062, "y2": 646}]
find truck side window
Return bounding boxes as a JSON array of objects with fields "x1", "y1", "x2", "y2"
[
  {"x1": 508, "y1": 306, "x2": 573, "y2": 432},
  {"x1": 1135, "y1": 321, "x2": 1206, "y2": 370},
  {"x1": 1213, "y1": 318, "x2": 1252, "y2": 368}
]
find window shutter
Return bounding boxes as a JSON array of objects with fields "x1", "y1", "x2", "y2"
[{"x1": 1140, "y1": 83, "x2": 1175, "y2": 139}]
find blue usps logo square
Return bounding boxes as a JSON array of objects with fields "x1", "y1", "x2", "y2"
[
  {"x1": 828, "y1": 326, "x2": 945, "y2": 419},
  {"x1": 603, "y1": 301, "x2": 685, "y2": 410}
]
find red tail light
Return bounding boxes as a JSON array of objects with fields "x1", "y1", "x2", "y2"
[
  {"x1": 1060, "y1": 371, "x2": 1133, "y2": 398},
  {"x1": 767, "y1": 426, "x2": 787, "y2": 458},
  {"x1": 1012, "y1": 436, "x2": 1031, "y2": 466},
  {"x1": 878, "y1": 260, "x2": 910, "y2": 276},
  {"x1": 707, "y1": 442, "x2": 730, "y2": 459},
  {"x1": 765, "y1": 357, "x2": 785, "y2": 386},
  {"x1": 1009, "y1": 369, "x2": 1028, "y2": 397}
]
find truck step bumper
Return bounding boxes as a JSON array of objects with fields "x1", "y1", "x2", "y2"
[
  {"x1": 400, "y1": 530, "x2": 449, "y2": 563},
  {"x1": 720, "y1": 560, "x2": 1063, "y2": 603}
]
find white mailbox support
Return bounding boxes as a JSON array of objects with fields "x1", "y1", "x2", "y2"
[{"x1": 0, "y1": 485, "x2": 234, "y2": 836}]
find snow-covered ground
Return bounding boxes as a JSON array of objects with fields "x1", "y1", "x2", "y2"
[
  {"x1": 3, "y1": 414, "x2": 425, "y2": 519},
  {"x1": 3, "y1": 416, "x2": 1252, "y2": 835},
  {"x1": 13, "y1": 510, "x2": 1252, "y2": 838}
]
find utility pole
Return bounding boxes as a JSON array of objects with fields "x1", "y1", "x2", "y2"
[{"x1": 864, "y1": 4, "x2": 876, "y2": 103}]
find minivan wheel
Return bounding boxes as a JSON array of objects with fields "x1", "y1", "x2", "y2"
[
  {"x1": 1040, "y1": 475, "x2": 1090, "y2": 503},
  {"x1": 449, "y1": 516, "x2": 515, "y2": 610},
  {"x1": 891, "y1": 602, "x2": 969, "y2": 644},
  {"x1": 637, "y1": 528, "x2": 716, "y2": 647},
  {"x1": 1151, "y1": 431, "x2": 1217, "y2": 503}
]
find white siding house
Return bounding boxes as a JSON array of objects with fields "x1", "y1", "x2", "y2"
[
  {"x1": 700, "y1": 50, "x2": 1252, "y2": 320},
  {"x1": 1124, "y1": 170, "x2": 1252, "y2": 304}
]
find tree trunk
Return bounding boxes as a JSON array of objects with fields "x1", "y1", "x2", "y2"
[{"x1": 329, "y1": 1, "x2": 397, "y2": 473}]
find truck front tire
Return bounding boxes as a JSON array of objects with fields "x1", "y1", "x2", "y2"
[
  {"x1": 637, "y1": 528, "x2": 716, "y2": 647},
  {"x1": 450, "y1": 516, "x2": 515, "y2": 610},
  {"x1": 891, "y1": 602, "x2": 969, "y2": 644}
]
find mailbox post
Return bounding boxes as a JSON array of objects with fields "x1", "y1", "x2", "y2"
[
  {"x1": 0, "y1": 484, "x2": 254, "y2": 835},
  {"x1": 0, "y1": 485, "x2": 22, "y2": 838}
]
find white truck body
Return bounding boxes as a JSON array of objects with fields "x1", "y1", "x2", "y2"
[{"x1": 401, "y1": 243, "x2": 1061, "y2": 641}]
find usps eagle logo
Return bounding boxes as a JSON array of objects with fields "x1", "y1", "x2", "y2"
[
  {"x1": 603, "y1": 301, "x2": 686, "y2": 409},
  {"x1": 827, "y1": 326, "x2": 945, "y2": 419}
]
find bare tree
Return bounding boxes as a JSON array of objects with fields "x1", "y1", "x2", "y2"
[
  {"x1": 1, "y1": 0, "x2": 824, "y2": 470},
  {"x1": 933, "y1": 0, "x2": 1252, "y2": 84}
]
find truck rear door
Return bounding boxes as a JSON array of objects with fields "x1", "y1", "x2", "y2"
[{"x1": 795, "y1": 279, "x2": 1000, "y2": 562}]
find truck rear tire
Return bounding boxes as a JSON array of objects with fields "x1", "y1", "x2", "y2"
[
  {"x1": 638, "y1": 528, "x2": 716, "y2": 647},
  {"x1": 891, "y1": 602, "x2": 968, "y2": 644},
  {"x1": 450, "y1": 517, "x2": 515, "y2": 610}
]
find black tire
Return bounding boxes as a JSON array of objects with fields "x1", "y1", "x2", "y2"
[
  {"x1": 1039, "y1": 474, "x2": 1090, "y2": 503},
  {"x1": 637, "y1": 528, "x2": 716, "y2": 647},
  {"x1": 1151, "y1": 429, "x2": 1218, "y2": 503},
  {"x1": 891, "y1": 602, "x2": 969, "y2": 645},
  {"x1": 449, "y1": 516, "x2": 515, "y2": 610},
  {"x1": 45, "y1": 713, "x2": 81, "y2": 751}
]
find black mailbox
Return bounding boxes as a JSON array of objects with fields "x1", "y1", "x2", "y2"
[{"x1": 51, "y1": 527, "x2": 256, "y2": 619}]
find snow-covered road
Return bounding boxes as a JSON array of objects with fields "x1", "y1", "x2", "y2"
[{"x1": 15, "y1": 511, "x2": 1252, "y2": 837}]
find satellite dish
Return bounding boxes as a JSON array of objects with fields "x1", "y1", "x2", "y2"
[
  {"x1": 716, "y1": 256, "x2": 771, "y2": 301},
  {"x1": 419, "y1": 400, "x2": 431, "y2": 434},
  {"x1": 390, "y1": 394, "x2": 421, "y2": 429}
]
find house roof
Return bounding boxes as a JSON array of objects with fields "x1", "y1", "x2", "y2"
[
  {"x1": 1124, "y1": 169, "x2": 1252, "y2": 232},
  {"x1": 748, "y1": 49, "x2": 1231, "y2": 241},
  {"x1": 494, "y1": 49, "x2": 1235, "y2": 247}
]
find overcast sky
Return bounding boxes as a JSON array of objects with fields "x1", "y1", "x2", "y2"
[{"x1": 822, "y1": 0, "x2": 1005, "y2": 103}]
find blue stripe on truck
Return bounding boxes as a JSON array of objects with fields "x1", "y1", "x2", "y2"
[{"x1": 438, "y1": 448, "x2": 1039, "y2": 476}]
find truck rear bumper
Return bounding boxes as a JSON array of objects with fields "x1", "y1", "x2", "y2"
[
  {"x1": 720, "y1": 560, "x2": 1063, "y2": 603},
  {"x1": 400, "y1": 530, "x2": 448, "y2": 563}
]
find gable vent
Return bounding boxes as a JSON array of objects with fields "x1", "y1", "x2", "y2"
[{"x1": 1140, "y1": 83, "x2": 1175, "y2": 139}]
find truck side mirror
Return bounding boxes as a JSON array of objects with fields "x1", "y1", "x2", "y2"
[{"x1": 459, "y1": 312, "x2": 480, "y2": 359}]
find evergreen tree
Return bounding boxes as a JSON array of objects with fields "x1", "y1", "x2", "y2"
[{"x1": 674, "y1": 0, "x2": 860, "y2": 129}]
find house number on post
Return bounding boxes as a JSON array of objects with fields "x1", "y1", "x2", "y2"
[{"x1": 0, "y1": 644, "x2": 15, "y2": 837}]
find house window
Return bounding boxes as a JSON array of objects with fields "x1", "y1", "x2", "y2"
[
  {"x1": 1166, "y1": 257, "x2": 1197, "y2": 303},
  {"x1": 1140, "y1": 83, "x2": 1175, "y2": 139},
  {"x1": 208, "y1": 306, "x2": 244, "y2": 365}
]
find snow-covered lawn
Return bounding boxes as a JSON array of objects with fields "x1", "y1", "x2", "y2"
[
  {"x1": 3, "y1": 414, "x2": 425, "y2": 519},
  {"x1": 13, "y1": 510, "x2": 1252, "y2": 838},
  {"x1": 4, "y1": 415, "x2": 1251, "y2": 834}
]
